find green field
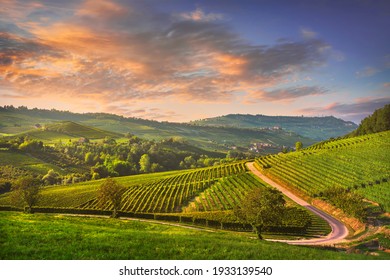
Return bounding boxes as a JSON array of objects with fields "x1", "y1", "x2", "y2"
[
  {"x1": 0, "y1": 150, "x2": 64, "y2": 174},
  {"x1": 0, "y1": 212, "x2": 383, "y2": 260}
]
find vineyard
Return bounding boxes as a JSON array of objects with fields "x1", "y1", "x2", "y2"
[
  {"x1": 0, "y1": 159, "x2": 329, "y2": 236},
  {"x1": 255, "y1": 131, "x2": 390, "y2": 211},
  {"x1": 0, "y1": 162, "x2": 247, "y2": 211},
  {"x1": 78, "y1": 162, "x2": 247, "y2": 213}
]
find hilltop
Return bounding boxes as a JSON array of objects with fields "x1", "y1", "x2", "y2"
[
  {"x1": 10, "y1": 121, "x2": 123, "y2": 143},
  {"x1": 191, "y1": 114, "x2": 357, "y2": 140}
]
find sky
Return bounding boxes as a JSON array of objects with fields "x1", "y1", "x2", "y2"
[{"x1": 0, "y1": 0, "x2": 389, "y2": 123}]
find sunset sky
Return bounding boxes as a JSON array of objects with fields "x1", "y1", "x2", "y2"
[{"x1": 0, "y1": 0, "x2": 389, "y2": 123}]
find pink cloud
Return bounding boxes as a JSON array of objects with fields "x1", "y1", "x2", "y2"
[{"x1": 179, "y1": 8, "x2": 224, "y2": 22}]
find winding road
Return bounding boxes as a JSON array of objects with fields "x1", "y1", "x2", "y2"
[{"x1": 247, "y1": 162, "x2": 348, "y2": 245}]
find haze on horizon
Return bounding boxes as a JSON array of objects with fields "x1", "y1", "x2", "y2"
[{"x1": 0, "y1": 0, "x2": 389, "y2": 123}]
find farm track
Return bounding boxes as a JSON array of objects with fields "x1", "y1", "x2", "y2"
[
  {"x1": 58, "y1": 213, "x2": 217, "y2": 232},
  {"x1": 246, "y1": 162, "x2": 349, "y2": 245}
]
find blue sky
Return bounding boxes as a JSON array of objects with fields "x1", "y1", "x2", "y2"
[{"x1": 0, "y1": 0, "x2": 389, "y2": 123}]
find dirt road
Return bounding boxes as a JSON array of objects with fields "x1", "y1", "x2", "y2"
[{"x1": 247, "y1": 162, "x2": 348, "y2": 245}]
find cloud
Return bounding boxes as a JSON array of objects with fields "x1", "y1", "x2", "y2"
[
  {"x1": 76, "y1": 0, "x2": 128, "y2": 19},
  {"x1": 179, "y1": 8, "x2": 224, "y2": 22},
  {"x1": 244, "y1": 86, "x2": 328, "y2": 103},
  {"x1": 0, "y1": 0, "x2": 335, "y2": 114},
  {"x1": 299, "y1": 97, "x2": 390, "y2": 123},
  {"x1": 356, "y1": 66, "x2": 379, "y2": 78},
  {"x1": 300, "y1": 27, "x2": 317, "y2": 39}
]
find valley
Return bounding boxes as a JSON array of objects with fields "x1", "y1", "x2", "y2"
[{"x1": 0, "y1": 105, "x2": 389, "y2": 260}]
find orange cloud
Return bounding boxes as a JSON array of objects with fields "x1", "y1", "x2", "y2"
[
  {"x1": 76, "y1": 0, "x2": 129, "y2": 19},
  {"x1": 213, "y1": 53, "x2": 247, "y2": 76}
]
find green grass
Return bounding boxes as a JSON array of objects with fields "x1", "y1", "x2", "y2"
[{"x1": 0, "y1": 211, "x2": 385, "y2": 260}]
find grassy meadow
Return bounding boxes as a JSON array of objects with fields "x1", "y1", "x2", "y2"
[{"x1": 0, "y1": 211, "x2": 384, "y2": 260}]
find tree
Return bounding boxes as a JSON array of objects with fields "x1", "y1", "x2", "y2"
[
  {"x1": 11, "y1": 176, "x2": 41, "y2": 213},
  {"x1": 85, "y1": 152, "x2": 94, "y2": 164},
  {"x1": 322, "y1": 186, "x2": 366, "y2": 221},
  {"x1": 353, "y1": 104, "x2": 390, "y2": 136},
  {"x1": 295, "y1": 141, "x2": 303, "y2": 151},
  {"x1": 91, "y1": 164, "x2": 109, "y2": 178},
  {"x1": 234, "y1": 188, "x2": 286, "y2": 239},
  {"x1": 97, "y1": 178, "x2": 125, "y2": 218},
  {"x1": 112, "y1": 160, "x2": 133, "y2": 176},
  {"x1": 42, "y1": 169, "x2": 60, "y2": 185},
  {"x1": 18, "y1": 139, "x2": 43, "y2": 152},
  {"x1": 139, "y1": 154, "x2": 151, "y2": 173}
]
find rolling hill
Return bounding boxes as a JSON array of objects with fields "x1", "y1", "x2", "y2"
[
  {"x1": 11, "y1": 121, "x2": 123, "y2": 143},
  {"x1": 191, "y1": 114, "x2": 357, "y2": 140},
  {"x1": 1, "y1": 131, "x2": 388, "y2": 235},
  {"x1": 0, "y1": 161, "x2": 330, "y2": 239},
  {"x1": 0, "y1": 106, "x2": 317, "y2": 153}
]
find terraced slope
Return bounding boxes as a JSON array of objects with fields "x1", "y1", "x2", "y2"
[
  {"x1": 0, "y1": 160, "x2": 329, "y2": 236},
  {"x1": 78, "y1": 162, "x2": 247, "y2": 213},
  {"x1": 0, "y1": 163, "x2": 247, "y2": 210},
  {"x1": 255, "y1": 131, "x2": 390, "y2": 211}
]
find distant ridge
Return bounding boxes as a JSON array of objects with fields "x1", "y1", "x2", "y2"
[
  {"x1": 0, "y1": 106, "x2": 317, "y2": 153},
  {"x1": 191, "y1": 114, "x2": 357, "y2": 140}
]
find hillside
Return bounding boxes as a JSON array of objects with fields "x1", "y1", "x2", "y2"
[
  {"x1": 12, "y1": 121, "x2": 123, "y2": 143},
  {"x1": 0, "y1": 162, "x2": 331, "y2": 238},
  {"x1": 191, "y1": 114, "x2": 357, "y2": 140},
  {"x1": 0, "y1": 131, "x2": 389, "y2": 256},
  {"x1": 255, "y1": 131, "x2": 390, "y2": 213},
  {"x1": 0, "y1": 106, "x2": 315, "y2": 153}
]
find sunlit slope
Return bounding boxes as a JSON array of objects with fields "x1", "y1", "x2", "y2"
[
  {"x1": 255, "y1": 131, "x2": 390, "y2": 211},
  {"x1": 0, "y1": 107, "x2": 316, "y2": 152},
  {"x1": 0, "y1": 163, "x2": 247, "y2": 210},
  {"x1": 0, "y1": 161, "x2": 330, "y2": 236},
  {"x1": 81, "y1": 118, "x2": 315, "y2": 153},
  {"x1": 0, "y1": 149, "x2": 65, "y2": 174},
  {"x1": 12, "y1": 121, "x2": 122, "y2": 142}
]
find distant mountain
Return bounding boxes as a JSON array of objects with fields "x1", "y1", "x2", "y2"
[
  {"x1": 0, "y1": 106, "x2": 315, "y2": 153},
  {"x1": 350, "y1": 104, "x2": 390, "y2": 136},
  {"x1": 190, "y1": 114, "x2": 357, "y2": 140}
]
